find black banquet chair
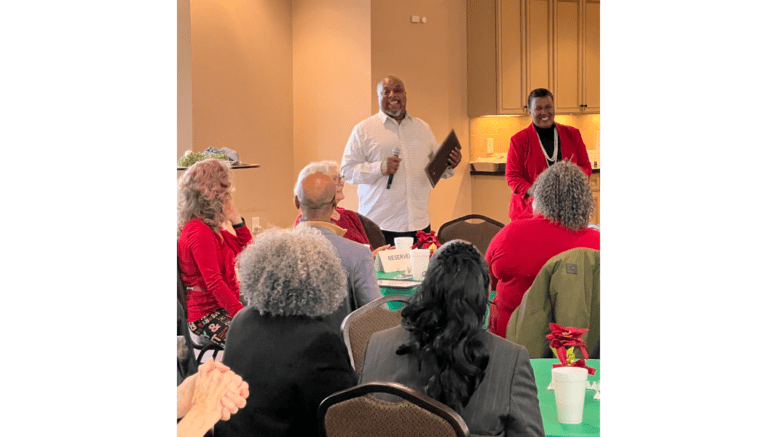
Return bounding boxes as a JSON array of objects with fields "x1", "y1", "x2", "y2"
[
  {"x1": 341, "y1": 295, "x2": 409, "y2": 377},
  {"x1": 436, "y1": 214, "x2": 505, "y2": 255},
  {"x1": 356, "y1": 212, "x2": 387, "y2": 249}
]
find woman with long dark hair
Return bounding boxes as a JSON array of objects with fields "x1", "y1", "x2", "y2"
[{"x1": 359, "y1": 240, "x2": 544, "y2": 436}]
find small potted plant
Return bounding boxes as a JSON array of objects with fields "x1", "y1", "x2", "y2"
[{"x1": 547, "y1": 323, "x2": 596, "y2": 375}]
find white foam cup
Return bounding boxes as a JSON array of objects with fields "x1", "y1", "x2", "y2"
[
  {"x1": 410, "y1": 249, "x2": 431, "y2": 280},
  {"x1": 551, "y1": 367, "x2": 588, "y2": 424},
  {"x1": 394, "y1": 237, "x2": 414, "y2": 251}
]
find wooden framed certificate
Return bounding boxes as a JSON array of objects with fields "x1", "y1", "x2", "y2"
[{"x1": 425, "y1": 129, "x2": 461, "y2": 187}]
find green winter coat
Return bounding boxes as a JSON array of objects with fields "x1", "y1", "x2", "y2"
[{"x1": 505, "y1": 247, "x2": 600, "y2": 359}]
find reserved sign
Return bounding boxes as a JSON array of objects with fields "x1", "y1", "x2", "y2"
[{"x1": 375, "y1": 248, "x2": 411, "y2": 273}]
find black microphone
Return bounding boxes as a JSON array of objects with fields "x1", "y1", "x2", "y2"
[{"x1": 386, "y1": 147, "x2": 400, "y2": 189}]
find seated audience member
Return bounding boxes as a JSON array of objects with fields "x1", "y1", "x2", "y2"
[
  {"x1": 177, "y1": 359, "x2": 249, "y2": 437},
  {"x1": 486, "y1": 160, "x2": 600, "y2": 337},
  {"x1": 294, "y1": 160, "x2": 390, "y2": 256},
  {"x1": 359, "y1": 241, "x2": 545, "y2": 437},
  {"x1": 178, "y1": 159, "x2": 252, "y2": 347},
  {"x1": 294, "y1": 170, "x2": 382, "y2": 333},
  {"x1": 215, "y1": 226, "x2": 358, "y2": 437}
]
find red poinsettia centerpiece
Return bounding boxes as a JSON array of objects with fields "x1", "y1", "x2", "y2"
[
  {"x1": 411, "y1": 230, "x2": 441, "y2": 256},
  {"x1": 547, "y1": 323, "x2": 596, "y2": 375}
]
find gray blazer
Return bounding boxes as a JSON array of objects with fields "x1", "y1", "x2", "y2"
[
  {"x1": 307, "y1": 223, "x2": 382, "y2": 333},
  {"x1": 359, "y1": 326, "x2": 545, "y2": 437}
]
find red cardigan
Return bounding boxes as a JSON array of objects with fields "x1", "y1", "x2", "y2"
[
  {"x1": 178, "y1": 218, "x2": 253, "y2": 322},
  {"x1": 485, "y1": 215, "x2": 600, "y2": 337},
  {"x1": 506, "y1": 123, "x2": 592, "y2": 221},
  {"x1": 294, "y1": 207, "x2": 372, "y2": 249}
]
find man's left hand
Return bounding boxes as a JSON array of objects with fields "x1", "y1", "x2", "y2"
[{"x1": 447, "y1": 147, "x2": 462, "y2": 169}]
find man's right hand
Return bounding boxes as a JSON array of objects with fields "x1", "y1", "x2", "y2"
[{"x1": 383, "y1": 156, "x2": 402, "y2": 175}]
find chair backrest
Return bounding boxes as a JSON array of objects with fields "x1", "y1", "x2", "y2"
[
  {"x1": 356, "y1": 212, "x2": 386, "y2": 249},
  {"x1": 318, "y1": 382, "x2": 469, "y2": 437},
  {"x1": 341, "y1": 295, "x2": 409, "y2": 376},
  {"x1": 178, "y1": 259, "x2": 223, "y2": 364},
  {"x1": 436, "y1": 214, "x2": 505, "y2": 255}
]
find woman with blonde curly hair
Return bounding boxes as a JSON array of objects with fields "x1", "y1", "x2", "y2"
[
  {"x1": 177, "y1": 158, "x2": 252, "y2": 348},
  {"x1": 215, "y1": 225, "x2": 357, "y2": 437},
  {"x1": 486, "y1": 160, "x2": 599, "y2": 337}
]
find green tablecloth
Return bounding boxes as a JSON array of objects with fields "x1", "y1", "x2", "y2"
[
  {"x1": 531, "y1": 359, "x2": 600, "y2": 437},
  {"x1": 376, "y1": 271, "x2": 416, "y2": 310},
  {"x1": 377, "y1": 271, "x2": 496, "y2": 328}
]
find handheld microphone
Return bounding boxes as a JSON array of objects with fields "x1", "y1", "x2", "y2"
[{"x1": 386, "y1": 147, "x2": 400, "y2": 189}]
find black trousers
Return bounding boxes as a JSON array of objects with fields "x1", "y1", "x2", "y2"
[{"x1": 381, "y1": 224, "x2": 432, "y2": 248}]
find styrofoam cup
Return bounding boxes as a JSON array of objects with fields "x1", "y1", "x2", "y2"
[
  {"x1": 551, "y1": 367, "x2": 588, "y2": 424},
  {"x1": 410, "y1": 249, "x2": 430, "y2": 280},
  {"x1": 394, "y1": 237, "x2": 414, "y2": 251}
]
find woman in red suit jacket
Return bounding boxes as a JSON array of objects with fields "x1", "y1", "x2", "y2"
[
  {"x1": 506, "y1": 88, "x2": 592, "y2": 221},
  {"x1": 177, "y1": 159, "x2": 252, "y2": 347},
  {"x1": 487, "y1": 160, "x2": 600, "y2": 338}
]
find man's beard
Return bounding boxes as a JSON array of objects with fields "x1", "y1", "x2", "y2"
[{"x1": 381, "y1": 106, "x2": 404, "y2": 119}]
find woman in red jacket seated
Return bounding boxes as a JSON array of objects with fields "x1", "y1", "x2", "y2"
[
  {"x1": 177, "y1": 158, "x2": 252, "y2": 347},
  {"x1": 293, "y1": 160, "x2": 390, "y2": 256},
  {"x1": 486, "y1": 160, "x2": 600, "y2": 337}
]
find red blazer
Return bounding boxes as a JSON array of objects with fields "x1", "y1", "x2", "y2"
[{"x1": 506, "y1": 123, "x2": 592, "y2": 221}]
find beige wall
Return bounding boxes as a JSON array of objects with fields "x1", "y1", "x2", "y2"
[
  {"x1": 371, "y1": 0, "x2": 472, "y2": 230},
  {"x1": 187, "y1": 0, "x2": 297, "y2": 229},
  {"x1": 292, "y1": 0, "x2": 371, "y2": 213},
  {"x1": 177, "y1": 0, "x2": 192, "y2": 158},
  {"x1": 181, "y1": 0, "x2": 473, "y2": 231}
]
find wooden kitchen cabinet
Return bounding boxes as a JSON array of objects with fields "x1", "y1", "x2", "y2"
[
  {"x1": 555, "y1": 0, "x2": 599, "y2": 113},
  {"x1": 467, "y1": 0, "x2": 599, "y2": 116}
]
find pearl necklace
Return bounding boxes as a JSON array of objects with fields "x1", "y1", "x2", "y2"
[{"x1": 536, "y1": 127, "x2": 558, "y2": 164}]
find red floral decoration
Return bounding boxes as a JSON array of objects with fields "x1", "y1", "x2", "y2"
[
  {"x1": 412, "y1": 230, "x2": 441, "y2": 255},
  {"x1": 547, "y1": 323, "x2": 596, "y2": 375}
]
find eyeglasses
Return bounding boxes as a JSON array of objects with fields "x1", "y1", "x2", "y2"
[{"x1": 332, "y1": 175, "x2": 345, "y2": 185}]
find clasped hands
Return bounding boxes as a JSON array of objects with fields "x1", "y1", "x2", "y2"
[{"x1": 178, "y1": 358, "x2": 249, "y2": 423}]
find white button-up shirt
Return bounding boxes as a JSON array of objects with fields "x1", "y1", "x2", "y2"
[{"x1": 341, "y1": 112, "x2": 454, "y2": 232}]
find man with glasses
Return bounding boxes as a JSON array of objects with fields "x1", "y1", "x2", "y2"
[
  {"x1": 341, "y1": 75, "x2": 462, "y2": 246},
  {"x1": 294, "y1": 171, "x2": 382, "y2": 332}
]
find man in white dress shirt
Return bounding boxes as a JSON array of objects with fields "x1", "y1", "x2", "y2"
[{"x1": 341, "y1": 75, "x2": 462, "y2": 246}]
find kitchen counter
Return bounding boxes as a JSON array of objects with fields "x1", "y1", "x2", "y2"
[
  {"x1": 469, "y1": 163, "x2": 600, "y2": 176},
  {"x1": 468, "y1": 166, "x2": 600, "y2": 225}
]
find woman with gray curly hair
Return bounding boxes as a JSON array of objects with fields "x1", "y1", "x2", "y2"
[
  {"x1": 215, "y1": 225, "x2": 357, "y2": 437},
  {"x1": 177, "y1": 158, "x2": 252, "y2": 348},
  {"x1": 486, "y1": 160, "x2": 600, "y2": 337}
]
